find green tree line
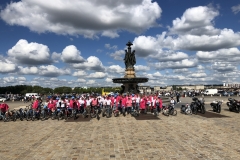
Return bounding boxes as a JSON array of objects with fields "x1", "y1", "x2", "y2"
[{"x1": 0, "y1": 85, "x2": 121, "y2": 95}]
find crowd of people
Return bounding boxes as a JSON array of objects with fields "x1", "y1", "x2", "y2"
[{"x1": 32, "y1": 93, "x2": 169, "y2": 116}]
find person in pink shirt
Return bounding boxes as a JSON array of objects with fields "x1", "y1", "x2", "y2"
[
  {"x1": 48, "y1": 98, "x2": 56, "y2": 112},
  {"x1": 140, "y1": 96, "x2": 147, "y2": 114},
  {"x1": 32, "y1": 98, "x2": 39, "y2": 116},
  {"x1": 121, "y1": 94, "x2": 127, "y2": 114},
  {"x1": 126, "y1": 95, "x2": 132, "y2": 114}
]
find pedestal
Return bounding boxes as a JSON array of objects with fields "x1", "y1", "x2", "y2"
[{"x1": 124, "y1": 68, "x2": 136, "y2": 78}]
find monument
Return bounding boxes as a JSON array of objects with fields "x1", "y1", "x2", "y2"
[{"x1": 112, "y1": 41, "x2": 148, "y2": 94}]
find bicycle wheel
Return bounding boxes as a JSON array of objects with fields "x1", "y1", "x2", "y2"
[{"x1": 90, "y1": 109, "x2": 96, "y2": 118}]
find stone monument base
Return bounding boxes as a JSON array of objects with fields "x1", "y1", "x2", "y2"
[{"x1": 124, "y1": 68, "x2": 136, "y2": 78}]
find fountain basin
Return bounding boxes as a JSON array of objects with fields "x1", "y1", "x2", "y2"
[{"x1": 112, "y1": 77, "x2": 148, "y2": 84}]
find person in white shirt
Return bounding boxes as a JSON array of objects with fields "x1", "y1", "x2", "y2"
[
  {"x1": 78, "y1": 97, "x2": 85, "y2": 113},
  {"x1": 85, "y1": 96, "x2": 92, "y2": 115}
]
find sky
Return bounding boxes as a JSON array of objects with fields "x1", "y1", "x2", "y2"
[{"x1": 0, "y1": 0, "x2": 240, "y2": 88}]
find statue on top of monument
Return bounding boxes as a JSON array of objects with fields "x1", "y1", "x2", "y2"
[{"x1": 124, "y1": 41, "x2": 136, "y2": 69}]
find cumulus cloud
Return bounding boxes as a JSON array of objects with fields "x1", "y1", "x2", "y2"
[
  {"x1": 110, "y1": 50, "x2": 125, "y2": 61},
  {"x1": 87, "y1": 72, "x2": 107, "y2": 79},
  {"x1": 0, "y1": 58, "x2": 17, "y2": 73},
  {"x1": 0, "y1": 0, "x2": 161, "y2": 38},
  {"x1": 197, "y1": 48, "x2": 240, "y2": 61},
  {"x1": 135, "y1": 65, "x2": 150, "y2": 72},
  {"x1": 211, "y1": 62, "x2": 236, "y2": 72},
  {"x1": 153, "y1": 59, "x2": 198, "y2": 70},
  {"x1": 108, "y1": 65, "x2": 124, "y2": 74},
  {"x1": 61, "y1": 45, "x2": 85, "y2": 63},
  {"x1": 72, "y1": 56, "x2": 105, "y2": 71},
  {"x1": 232, "y1": 4, "x2": 240, "y2": 14},
  {"x1": 149, "y1": 50, "x2": 189, "y2": 62},
  {"x1": 7, "y1": 39, "x2": 52, "y2": 65},
  {"x1": 18, "y1": 66, "x2": 38, "y2": 74},
  {"x1": 169, "y1": 6, "x2": 220, "y2": 35},
  {"x1": 72, "y1": 71, "x2": 87, "y2": 77},
  {"x1": 76, "y1": 79, "x2": 86, "y2": 83},
  {"x1": 38, "y1": 65, "x2": 71, "y2": 77},
  {"x1": 86, "y1": 80, "x2": 96, "y2": 85}
]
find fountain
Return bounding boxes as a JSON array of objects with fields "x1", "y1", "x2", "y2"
[{"x1": 112, "y1": 41, "x2": 148, "y2": 94}]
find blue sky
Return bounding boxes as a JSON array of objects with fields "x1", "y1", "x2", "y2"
[{"x1": 0, "y1": 0, "x2": 240, "y2": 88}]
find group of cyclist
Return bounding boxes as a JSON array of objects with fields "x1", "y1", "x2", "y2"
[
  {"x1": 36, "y1": 93, "x2": 166, "y2": 116},
  {"x1": 0, "y1": 92, "x2": 178, "y2": 120}
]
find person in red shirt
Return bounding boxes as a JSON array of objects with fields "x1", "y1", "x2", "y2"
[
  {"x1": 32, "y1": 98, "x2": 39, "y2": 116},
  {"x1": 48, "y1": 98, "x2": 56, "y2": 112},
  {"x1": 0, "y1": 103, "x2": 10, "y2": 118}
]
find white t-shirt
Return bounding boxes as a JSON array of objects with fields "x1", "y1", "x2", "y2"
[
  {"x1": 136, "y1": 97, "x2": 140, "y2": 103},
  {"x1": 106, "y1": 99, "x2": 111, "y2": 105},
  {"x1": 86, "y1": 99, "x2": 92, "y2": 106},
  {"x1": 78, "y1": 99, "x2": 85, "y2": 105}
]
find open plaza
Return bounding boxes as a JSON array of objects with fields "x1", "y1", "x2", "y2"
[{"x1": 1, "y1": 96, "x2": 240, "y2": 160}]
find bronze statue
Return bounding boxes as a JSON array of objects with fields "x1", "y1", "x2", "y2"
[{"x1": 124, "y1": 41, "x2": 136, "y2": 69}]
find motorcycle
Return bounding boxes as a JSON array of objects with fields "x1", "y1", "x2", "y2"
[
  {"x1": 181, "y1": 104, "x2": 192, "y2": 115},
  {"x1": 210, "y1": 99, "x2": 223, "y2": 113},
  {"x1": 162, "y1": 104, "x2": 177, "y2": 116},
  {"x1": 227, "y1": 98, "x2": 240, "y2": 113},
  {"x1": 90, "y1": 106, "x2": 100, "y2": 119},
  {"x1": 190, "y1": 97, "x2": 205, "y2": 114}
]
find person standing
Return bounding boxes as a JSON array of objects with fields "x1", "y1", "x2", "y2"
[{"x1": 176, "y1": 92, "x2": 180, "y2": 103}]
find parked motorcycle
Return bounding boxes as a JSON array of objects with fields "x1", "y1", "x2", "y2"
[
  {"x1": 227, "y1": 98, "x2": 240, "y2": 113},
  {"x1": 210, "y1": 99, "x2": 223, "y2": 113},
  {"x1": 181, "y1": 104, "x2": 192, "y2": 115},
  {"x1": 162, "y1": 104, "x2": 177, "y2": 116},
  {"x1": 190, "y1": 97, "x2": 205, "y2": 114}
]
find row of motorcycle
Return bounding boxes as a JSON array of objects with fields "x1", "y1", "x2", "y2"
[
  {"x1": 180, "y1": 97, "x2": 240, "y2": 115},
  {"x1": 210, "y1": 97, "x2": 240, "y2": 113}
]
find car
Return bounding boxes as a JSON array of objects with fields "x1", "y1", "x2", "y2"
[{"x1": 0, "y1": 97, "x2": 7, "y2": 102}]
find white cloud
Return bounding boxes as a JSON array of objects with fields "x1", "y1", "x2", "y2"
[
  {"x1": 0, "y1": 59, "x2": 17, "y2": 73},
  {"x1": 110, "y1": 50, "x2": 125, "y2": 60},
  {"x1": 232, "y1": 4, "x2": 240, "y2": 14},
  {"x1": 105, "y1": 77, "x2": 112, "y2": 83},
  {"x1": 87, "y1": 72, "x2": 107, "y2": 79},
  {"x1": 61, "y1": 45, "x2": 85, "y2": 63},
  {"x1": 39, "y1": 65, "x2": 71, "y2": 77},
  {"x1": 197, "y1": 48, "x2": 240, "y2": 61},
  {"x1": 108, "y1": 65, "x2": 124, "y2": 74},
  {"x1": 211, "y1": 62, "x2": 236, "y2": 72},
  {"x1": 72, "y1": 56, "x2": 105, "y2": 71},
  {"x1": 189, "y1": 72, "x2": 207, "y2": 78},
  {"x1": 76, "y1": 79, "x2": 86, "y2": 83},
  {"x1": 135, "y1": 65, "x2": 150, "y2": 72},
  {"x1": 153, "y1": 59, "x2": 198, "y2": 70},
  {"x1": 0, "y1": 0, "x2": 162, "y2": 38},
  {"x1": 105, "y1": 44, "x2": 118, "y2": 50},
  {"x1": 173, "y1": 68, "x2": 189, "y2": 74},
  {"x1": 72, "y1": 71, "x2": 87, "y2": 77},
  {"x1": 149, "y1": 50, "x2": 189, "y2": 62},
  {"x1": 102, "y1": 31, "x2": 119, "y2": 38},
  {"x1": 7, "y1": 39, "x2": 52, "y2": 65},
  {"x1": 18, "y1": 66, "x2": 38, "y2": 74},
  {"x1": 86, "y1": 80, "x2": 95, "y2": 85},
  {"x1": 169, "y1": 6, "x2": 220, "y2": 35}
]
